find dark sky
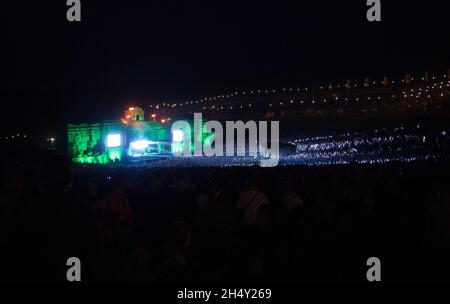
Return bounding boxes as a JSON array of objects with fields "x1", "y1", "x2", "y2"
[{"x1": 2, "y1": 0, "x2": 449, "y2": 131}]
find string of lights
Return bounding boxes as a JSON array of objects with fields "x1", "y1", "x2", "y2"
[{"x1": 143, "y1": 72, "x2": 449, "y2": 115}]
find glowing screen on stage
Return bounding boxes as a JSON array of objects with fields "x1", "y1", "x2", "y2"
[
  {"x1": 106, "y1": 134, "x2": 121, "y2": 147},
  {"x1": 172, "y1": 130, "x2": 184, "y2": 142},
  {"x1": 129, "y1": 139, "x2": 160, "y2": 157}
]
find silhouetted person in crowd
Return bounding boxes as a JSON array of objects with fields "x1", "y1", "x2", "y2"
[
  {"x1": 237, "y1": 173, "x2": 269, "y2": 228},
  {"x1": 162, "y1": 216, "x2": 192, "y2": 282},
  {"x1": 94, "y1": 175, "x2": 133, "y2": 247},
  {"x1": 93, "y1": 172, "x2": 133, "y2": 281}
]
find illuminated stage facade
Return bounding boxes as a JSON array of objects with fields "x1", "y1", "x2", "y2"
[
  {"x1": 67, "y1": 107, "x2": 184, "y2": 164},
  {"x1": 67, "y1": 107, "x2": 216, "y2": 164}
]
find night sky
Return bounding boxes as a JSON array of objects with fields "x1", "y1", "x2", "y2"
[{"x1": 2, "y1": 0, "x2": 449, "y2": 133}]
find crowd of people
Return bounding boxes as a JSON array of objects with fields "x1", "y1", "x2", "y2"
[
  {"x1": 289, "y1": 128, "x2": 450, "y2": 165},
  {"x1": 1, "y1": 155, "x2": 450, "y2": 284}
]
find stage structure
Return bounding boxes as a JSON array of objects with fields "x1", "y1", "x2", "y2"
[{"x1": 67, "y1": 107, "x2": 213, "y2": 164}]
